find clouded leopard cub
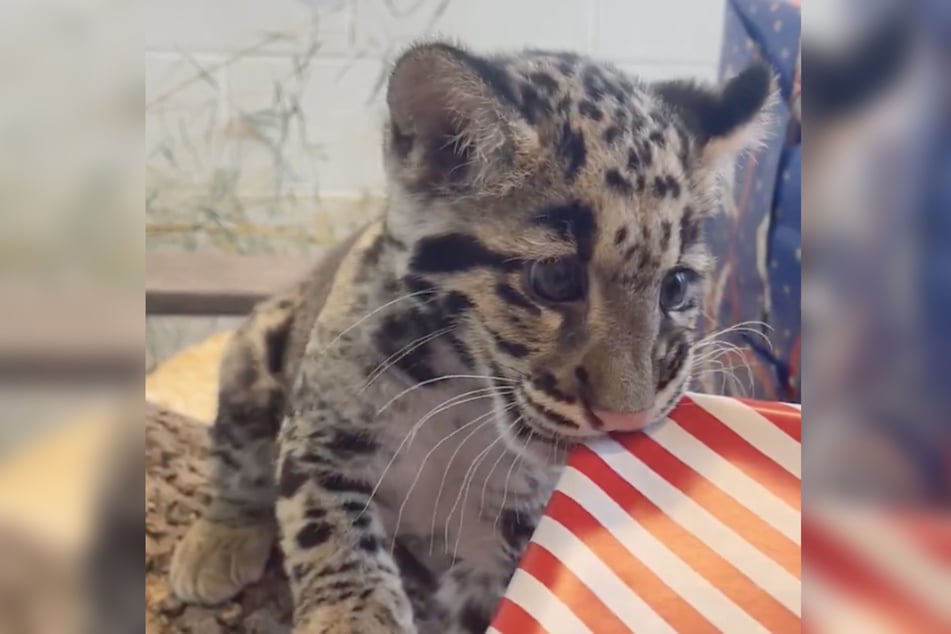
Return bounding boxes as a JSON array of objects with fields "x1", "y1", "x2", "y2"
[{"x1": 170, "y1": 42, "x2": 773, "y2": 634}]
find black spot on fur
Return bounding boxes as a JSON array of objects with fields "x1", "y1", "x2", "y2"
[
  {"x1": 393, "y1": 540, "x2": 437, "y2": 590},
  {"x1": 291, "y1": 563, "x2": 312, "y2": 581},
  {"x1": 575, "y1": 366, "x2": 589, "y2": 384},
  {"x1": 653, "y1": 176, "x2": 669, "y2": 198},
  {"x1": 635, "y1": 174, "x2": 646, "y2": 192},
  {"x1": 626, "y1": 148, "x2": 641, "y2": 172},
  {"x1": 322, "y1": 579, "x2": 358, "y2": 602},
  {"x1": 680, "y1": 206, "x2": 702, "y2": 252},
  {"x1": 657, "y1": 338, "x2": 690, "y2": 390},
  {"x1": 341, "y1": 500, "x2": 365, "y2": 516},
  {"x1": 319, "y1": 473, "x2": 372, "y2": 496},
  {"x1": 496, "y1": 283, "x2": 541, "y2": 316},
  {"x1": 529, "y1": 71, "x2": 559, "y2": 94},
  {"x1": 604, "y1": 79, "x2": 628, "y2": 102},
  {"x1": 624, "y1": 245, "x2": 638, "y2": 262},
  {"x1": 614, "y1": 227, "x2": 628, "y2": 246},
  {"x1": 278, "y1": 458, "x2": 309, "y2": 497},
  {"x1": 582, "y1": 66, "x2": 605, "y2": 101},
  {"x1": 447, "y1": 332, "x2": 477, "y2": 372},
  {"x1": 381, "y1": 314, "x2": 408, "y2": 340},
  {"x1": 578, "y1": 99, "x2": 603, "y2": 121},
  {"x1": 327, "y1": 429, "x2": 378, "y2": 455},
  {"x1": 614, "y1": 106, "x2": 628, "y2": 125},
  {"x1": 499, "y1": 508, "x2": 535, "y2": 551},
  {"x1": 534, "y1": 372, "x2": 577, "y2": 405},
  {"x1": 316, "y1": 560, "x2": 359, "y2": 578},
  {"x1": 490, "y1": 329, "x2": 530, "y2": 358},
  {"x1": 305, "y1": 508, "x2": 327, "y2": 520},
  {"x1": 393, "y1": 345, "x2": 437, "y2": 383},
  {"x1": 665, "y1": 175, "x2": 682, "y2": 198},
  {"x1": 640, "y1": 141, "x2": 653, "y2": 166},
  {"x1": 605, "y1": 168, "x2": 633, "y2": 196},
  {"x1": 603, "y1": 125, "x2": 621, "y2": 144},
  {"x1": 532, "y1": 201, "x2": 597, "y2": 260},
  {"x1": 557, "y1": 122, "x2": 587, "y2": 181},
  {"x1": 460, "y1": 603, "x2": 490, "y2": 634},
  {"x1": 444, "y1": 291, "x2": 474, "y2": 318},
  {"x1": 519, "y1": 82, "x2": 549, "y2": 123},
  {"x1": 660, "y1": 221, "x2": 673, "y2": 251},
  {"x1": 297, "y1": 522, "x2": 333, "y2": 548},
  {"x1": 636, "y1": 248, "x2": 651, "y2": 271},
  {"x1": 357, "y1": 535, "x2": 379, "y2": 553},
  {"x1": 649, "y1": 130, "x2": 666, "y2": 147},
  {"x1": 403, "y1": 274, "x2": 436, "y2": 296},
  {"x1": 411, "y1": 233, "x2": 519, "y2": 274}
]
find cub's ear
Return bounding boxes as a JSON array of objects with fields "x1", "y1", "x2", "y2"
[
  {"x1": 655, "y1": 63, "x2": 777, "y2": 169},
  {"x1": 385, "y1": 41, "x2": 538, "y2": 197}
]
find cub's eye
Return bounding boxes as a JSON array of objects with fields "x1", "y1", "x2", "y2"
[
  {"x1": 528, "y1": 257, "x2": 586, "y2": 303},
  {"x1": 659, "y1": 269, "x2": 696, "y2": 311}
]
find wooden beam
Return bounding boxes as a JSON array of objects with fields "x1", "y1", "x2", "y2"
[
  {"x1": 0, "y1": 288, "x2": 142, "y2": 382},
  {"x1": 146, "y1": 250, "x2": 316, "y2": 315}
]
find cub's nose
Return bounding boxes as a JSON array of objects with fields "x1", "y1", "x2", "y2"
[{"x1": 591, "y1": 408, "x2": 653, "y2": 432}]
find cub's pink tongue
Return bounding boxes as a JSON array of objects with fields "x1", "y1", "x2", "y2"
[{"x1": 593, "y1": 409, "x2": 652, "y2": 432}]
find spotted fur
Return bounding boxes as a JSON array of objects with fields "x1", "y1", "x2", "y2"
[{"x1": 170, "y1": 42, "x2": 773, "y2": 633}]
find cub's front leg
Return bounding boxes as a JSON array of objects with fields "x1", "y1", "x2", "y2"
[{"x1": 276, "y1": 414, "x2": 416, "y2": 634}]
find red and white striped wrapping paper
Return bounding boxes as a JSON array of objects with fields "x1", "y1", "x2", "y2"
[
  {"x1": 489, "y1": 392, "x2": 802, "y2": 634},
  {"x1": 804, "y1": 509, "x2": 951, "y2": 633}
]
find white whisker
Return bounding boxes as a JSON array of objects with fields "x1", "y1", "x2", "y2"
[
  {"x1": 495, "y1": 439, "x2": 523, "y2": 531},
  {"x1": 449, "y1": 432, "x2": 509, "y2": 565},
  {"x1": 363, "y1": 389, "x2": 513, "y2": 517},
  {"x1": 695, "y1": 320, "x2": 774, "y2": 352},
  {"x1": 428, "y1": 405, "x2": 514, "y2": 556},
  {"x1": 480, "y1": 442, "x2": 512, "y2": 516},
  {"x1": 376, "y1": 374, "x2": 518, "y2": 415},
  {"x1": 360, "y1": 326, "x2": 455, "y2": 392},
  {"x1": 316, "y1": 290, "x2": 437, "y2": 356},
  {"x1": 389, "y1": 406, "x2": 499, "y2": 555}
]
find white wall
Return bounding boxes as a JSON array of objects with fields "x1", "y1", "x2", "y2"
[{"x1": 146, "y1": 0, "x2": 726, "y2": 201}]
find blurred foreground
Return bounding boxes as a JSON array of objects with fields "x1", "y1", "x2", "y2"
[
  {"x1": 0, "y1": 0, "x2": 947, "y2": 631},
  {"x1": 803, "y1": 0, "x2": 951, "y2": 630}
]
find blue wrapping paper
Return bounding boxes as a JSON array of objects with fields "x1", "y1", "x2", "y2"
[{"x1": 697, "y1": 0, "x2": 801, "y2": 401}]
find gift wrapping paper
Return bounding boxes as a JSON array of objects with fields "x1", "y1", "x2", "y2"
[{"x1": 489, "y1": 392, "x2": 801, "y2": 633}]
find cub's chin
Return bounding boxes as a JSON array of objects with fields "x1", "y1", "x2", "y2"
[{"x1": 492, "y1": 395, "x2": 575, "y2": 468}]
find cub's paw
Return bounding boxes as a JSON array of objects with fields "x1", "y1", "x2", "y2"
[{"x1": 169, "y1": 517, "x2": 275, "y2": 605}]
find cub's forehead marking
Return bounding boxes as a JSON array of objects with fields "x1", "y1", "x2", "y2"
[{"x1": 531, "y1": 202, "x2": 597, "y2": 260}]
